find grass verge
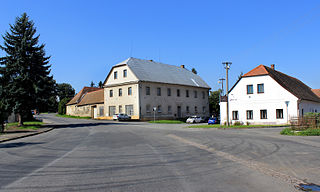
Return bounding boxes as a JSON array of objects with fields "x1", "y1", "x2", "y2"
[
  {"x1": 6, "y1": 121, "x2": 43, "y2": 130},
  {"x1": 56, "y1": 114, "x2": 91, "y2": 119},
  {"x1": 280, "y1": 128, "x2": 320, "y2": 136},
  {"x1": 148, "y1": 120, "x2": 185, "y2": 124},
  {"x1": 188, "y1": 124, "x2": 288, "y2": 128}
]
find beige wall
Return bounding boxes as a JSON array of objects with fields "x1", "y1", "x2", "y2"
[
  {"x1": 66, "y1": 103, "x2": 104, "y2": 118},
  {"x1": 106, "y1": 65, "x2": 138, "y2": 86},
  {"x1": 139, "y1": 82, "x2": 210, "y2": 120},
  {"x1": 104, "y1": 83, "x2": 140, "y2": 119}
]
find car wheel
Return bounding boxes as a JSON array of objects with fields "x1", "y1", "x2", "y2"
[{"x1": 193, "y1": 120, "x2": 195, "y2": 123}]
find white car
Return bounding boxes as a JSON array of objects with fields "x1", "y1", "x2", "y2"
[
  {"x1": 186, "y1": 116, "x2": 203, "y2": 123},
  {"x1": 113, "y1": 113, "x2": 131, "y2": 121}
]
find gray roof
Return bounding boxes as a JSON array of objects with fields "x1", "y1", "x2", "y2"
[{"x1": 116, "y1": 57, "x2": 210, "y2": 89}]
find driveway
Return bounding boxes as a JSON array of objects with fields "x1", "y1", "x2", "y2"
[{"x1": 0, "y1": 114, "x2": 319, "y2": 192}]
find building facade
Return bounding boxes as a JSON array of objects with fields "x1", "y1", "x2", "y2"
[
  {"x1": 104, "y1": 58, "x2": 211, "y2": 120},
  {"x1": 220, "y1": 64, "x2": 320, "y2": 125}
]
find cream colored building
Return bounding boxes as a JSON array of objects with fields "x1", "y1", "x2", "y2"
[
  {"x1": 103, "y1": 58, "x2": 211, "y2": 120},
  {"x1": 66, "y1": 87, "x2": 104, "y2": 118}
]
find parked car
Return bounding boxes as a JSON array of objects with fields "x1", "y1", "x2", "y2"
[
  {"x1": 113, "y1": 113, "x2": 131, "y2": 121},
  {"x1": 208, "y1": 117, "x2": 218, "y2": 125},
  {"x1": 186, "y1": 116, "x2": 203, "y2": 123}
]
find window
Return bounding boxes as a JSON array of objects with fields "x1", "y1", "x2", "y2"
[
  {"x1": 195, "y1": 106, "x2": 198, "y2": 113},
  {"x1": 168, "y1": 105, "x2": 172, "y2": 114},
  {"x1": 202, "y1": 91, "x2": 205, "y2": 99},
  {"x1": 247, "y1": 85, "x2": 253, "y2": 94},
  {"x1": 146, "y1": 86, "x2": 150, "y2": 95},
  {"x1": 260, "y1": 110, "x2": 267, "y2": 119},
  {"x1": 186, "y1": 90, "x2": 189, "y2": 97},
  {"x1": 186, "y1": 106, "x2": 190, "y2": 113},
  {"x1": 167, "y1": 88, "x2": 171, "y2": 96},
  {"x1": 232, "y1": 111, "x2": 239, "y2": 120},
  {"x1": 246, "y1": 110, "x2": 253, "y2": 120},
  {"x1": 146, "y1": 104, "x2": 151, "y2": 113},
  {"x1": 157, "y1": 105, "x2": 162, "y2": 113},
  {"x1": 123, "y1": 69, "x2": 127, "y2": 77},
  {"x1": 194, "y1": 90, "x2": 198, "y2": 98},
  {"x1": 276, "y1": 109, "x2": 283, "y2": 119},
  {"x1": 114, "y1": 71, "x2": 117, "y2": 79},
  {"x1": 119, "y1": 88, "x2": 122, "y2": 96},
  {"x1": 202, "y1": 106, "x2": 206, "y2": 113},
  {"x1": 128, "y1": 87, "x2": 132, "y2": 95},
  {"x1": 125, "y1": 105, "x2": 133, "y2": 115},
  {"x1": 99, "y1": 106, "x2": 104, "y2": 117},
  {"x1": 177, "y1": 89, "x2": 180, "y2": 97},
  {"x1": 109, "y1": 106, "x2": 116, "y2": 116},
  {"x1": 109, "y1": 90, "x2": 113, "y2": 97},
  {"x1": 257, "y1": 84, "x2": 264, "y2": 93},
  {"x1": 157, "y1": 87, "x2": 161, "y2": 96},
  {"x1": 119, "y1": 105, "x2": 122, "y2": 113}
]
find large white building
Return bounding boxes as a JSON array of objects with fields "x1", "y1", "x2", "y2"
[
  {"x1": 220, "y1": 64, "x2": 320, "y2": 125},
  {"x1": 103, "y1": 57, "x2": 211, "y2": 120}
]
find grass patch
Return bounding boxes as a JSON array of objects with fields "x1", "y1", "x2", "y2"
[
  {"x1": 6, "y1": 121, "x2": 43, "y2": 130},
  {"x1": 188, "y1": 124, "x2": 287, "y2": 128},
  {"x1": 148, "y1": 120, "x2": 185, "y2": 124},
  {"x1": 56, "y1": 114, "x2": 91, "y2": 119},
  {"x1": 281, "y1": 128, "x2": 320, "y2": 136}
]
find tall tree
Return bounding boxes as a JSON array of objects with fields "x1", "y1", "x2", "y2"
[
  {"x1": 90, "y1": 81, "x2": 95, "y2": 87},
  {"x1": 98, "y1": 81, "x2": 103, "y2": 88},
  {"x1": 0, "y1": 13, "x2": 55, "y2": 126},
  {"x1": 56, "y1": 83, "x2": 75, "y2": 101},
  {"x1": 191, "y1": 68, "x2": 197, "y2": 74},
  {"x1": 209, "y1": 89, "x2": 221, "y2": 118}
]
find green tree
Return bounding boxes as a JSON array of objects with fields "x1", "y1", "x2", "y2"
[
  {"x1": 191, "y1": 68, "x2": 197, "y2": 74},
  {"x1": 56, "y1": 83, "x2": 75, "y2": 101},
  {"x1": 90, "y1": 81, "x2": 95, "y2": 87},
  {"x1": 0, "y1": 13, "x2": 55, "y2": 126},
  {"x1": 58, "y1": 98, "x2": 69, "y2": 115},
  {"x1": 0, "y1": 75, "x2": 10, "y2": 132},
  {"x1": 98, "y1": 81, "x2": 103, "y2": 88},
  {"x1": 209, "y1": 89, "x2": 221, "y2": 117}
]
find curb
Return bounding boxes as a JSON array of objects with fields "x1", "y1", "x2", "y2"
[{"x1": 0, "y1": 128, "x2": 54, "y2": 143}]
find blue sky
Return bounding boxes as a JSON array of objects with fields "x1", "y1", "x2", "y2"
[{"x1": 1, "y1": 0, "x2": 320, "y2": 93}]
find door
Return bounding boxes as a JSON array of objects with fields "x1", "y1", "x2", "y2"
[
  {"x1": 93, "y1": 107, "x2": 98, "y2": 119},
  {"x1": 177, "y1": 106, "x2": 181, "y2": 118}
]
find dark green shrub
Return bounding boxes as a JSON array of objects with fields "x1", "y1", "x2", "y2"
[{"x1": 58, "y1": 98, "x2": 69, "y2": 115}]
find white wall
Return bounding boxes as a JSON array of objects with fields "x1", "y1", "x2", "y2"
[
  {"x1": 220, "y1": 75, "x2": 299, "y2": 125},
  {"x1": 299, "y1": 100, "x2": 320, "y2": 115}
]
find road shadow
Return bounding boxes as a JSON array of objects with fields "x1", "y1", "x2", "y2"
[
  {"x1": 0, "y1": 142, "x2": 45, "y2": 148},
  {"x1": 46, "y1": 122, "x2": 129, "y2": 129}
]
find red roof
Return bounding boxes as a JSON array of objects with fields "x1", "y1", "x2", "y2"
[
  {"x1": 312, "y1": 89, "x2": 320, "y2": 98},
  {"x1": 236, "y1": 65, "x2": 320, "y2": 103},
  {"x1": 66, "y1": 87, "x2": 102, "y2": 105},
  {"x1": 77, "y1": 89, "x2": 104, "y2": 106}
]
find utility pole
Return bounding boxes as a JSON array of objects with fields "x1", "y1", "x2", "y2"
[
  {"x1": 222, "y1": 62, "x2": 232, "y2": 126},
  {"x1": 218, "y1": 78, "x2": 225, "y2": 95}
]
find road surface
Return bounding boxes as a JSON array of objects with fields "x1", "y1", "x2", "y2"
[{"x1": 0, "y1": 114, "x2": 319, "y2": 192}]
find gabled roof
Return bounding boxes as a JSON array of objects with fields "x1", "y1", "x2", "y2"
[
  {"x1": 66, "y1": 87, "x2": 102, "y2": 105},
  {"x1": 312, "y1": 89, "x2": 320, "y2": 98},
  {"x1": 235, "y1": 65, "x2": 320, "y2": 103},
  {"x1": 105, "y1": 57, "x2": 210, "y2": 89},
  {"x1": 77, "y1": 89, "x2": 104, "y2": 106}
]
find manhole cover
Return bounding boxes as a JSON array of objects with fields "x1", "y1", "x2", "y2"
[{"x1": 298, "y1": 183, "x2": 320, "y2": 191}]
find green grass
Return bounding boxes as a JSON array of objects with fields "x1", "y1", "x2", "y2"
[
  {"x1": 281, "y1": 128, "x2": 320, "y2": 136},
  {"x1": 188, "y1": 124, "x2": 288, "y2": 128},
  {"x1": 148, "y1": 120, "x2": 185, "y2": 124},
  {"x1": 56, "y1": 114, "x2": 91, "y2": 119},
  {"x1": 6, "y1": 121, "x2": 43, "y2": 130}
]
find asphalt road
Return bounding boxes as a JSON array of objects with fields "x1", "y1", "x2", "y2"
[{"x1": 0, "y1": 114, "x2": 319, "y2": 192}]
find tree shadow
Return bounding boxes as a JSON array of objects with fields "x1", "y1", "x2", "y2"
[
  {"x1": 0, "y1": 142, "x2": 45, "y2": 148},
  {"x1": 46, "y1": 122, "x2": 129, "y2": 129}
]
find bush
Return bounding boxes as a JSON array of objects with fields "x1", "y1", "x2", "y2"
[
  {"x1": 280, "y1": 128, "x2": 295, "y2": 135},
  {"x1": 58, "y1": 98, "x2": 69, "y2": 115},
  {"x1": 233, "y1": 121, "x2": 242, "y2": 126},
  {"x1": 298, "y1": 128, "x2": 320, "y2": 136}
]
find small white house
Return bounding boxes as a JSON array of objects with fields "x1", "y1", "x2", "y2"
[{"x1": 220, "y1": 64, "x2": 320, "y2": 125}]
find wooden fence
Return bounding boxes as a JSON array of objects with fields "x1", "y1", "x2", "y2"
[{"x1": 290, "y1": 116, "x2": 320, "y2": 130}]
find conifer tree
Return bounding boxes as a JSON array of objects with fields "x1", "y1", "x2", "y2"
[{"x1": 0, "y1": 13, "x2": 55, "y2": 126}]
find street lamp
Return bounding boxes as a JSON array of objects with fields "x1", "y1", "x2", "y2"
[{"x1": 222, "y1": 62, "x2": 232, "y2": 126}]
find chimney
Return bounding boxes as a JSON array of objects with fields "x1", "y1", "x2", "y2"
[
  {"x1": 271, "y1": 64, "x2": 275, "y2": 70},
  {"x1": 180, "y1": 65, "x2": 185, "y2": 69},
  {"x1": 149, "y1": 59, "x2": 153, "y2": 62}
]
